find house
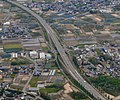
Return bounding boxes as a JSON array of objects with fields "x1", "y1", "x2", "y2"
[{"x1": 27, "y1": 87, "x2": 39, "y2": 92}]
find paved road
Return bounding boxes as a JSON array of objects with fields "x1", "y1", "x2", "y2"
[
  {"x1": 6, "y1": 0, "x2": 106, "y2": 100},
  {"x1": 22, "y1": 53, "x2": 38, "y2": 92}
]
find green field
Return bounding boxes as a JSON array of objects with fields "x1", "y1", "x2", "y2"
[
  {"x1": 40, "y1": 88, "x2": 59, "y2": 93},
  {"x1": 39, "y1": 84, "x2": 63, "y2": 93},
  {"x1": 3, "y1": 44, "x2": 22, "y2": 49},
  {"x1": 11, "y1": 57, "x2": 32, "y2": 65},
  {"x1": 29, "y1": 76, "x2": 39, "y2": 87},
  {"x1": 0, "y1": 79, "x2": 3, "y2": 83},
  {"x1": 3, "y1": 43, "x2": 23, "y2": 53},
  {"x1": 42, "y1": 46, "x2": 49, "y2": 51},
  {"x1": 89, "y1": 76, "x2": 120, "y2": 96},
  {"x1": 10, "y1": 85, "x2": 23, "y2": 91},
  {"x1": 69, "y1": 92, "x2": 89, "y2": 100}
]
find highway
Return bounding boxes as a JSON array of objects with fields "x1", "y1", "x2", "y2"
[{"x1": 6, "y1": 0, "x2": 106, "y2": 100}]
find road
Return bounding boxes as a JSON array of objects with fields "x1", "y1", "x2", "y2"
[
  {"x1": 22, "y1": 52, "x2": 38, "y2": 92},
  {"x1": 23, "y1": 53, "x2": 45, "y2": 100},
  {"x1": 6, "y1": 0, "x2": 106, "y2": 100}
]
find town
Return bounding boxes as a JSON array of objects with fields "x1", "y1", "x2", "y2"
[{"x1": 0, "y1": 0, "x2": 120, "y2": 100}]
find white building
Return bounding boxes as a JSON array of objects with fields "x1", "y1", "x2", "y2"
[
  {"x1": 40, "y1": 52, "x2": 45, "y2": 59},
  {"x1": 37, "y1": 84, "x2": 45, "y2": 88},
  {"x1": 3, "y1": 22, "x2": 10, "y2": 26},
  {"x1": 30, "y1": 51, "x2": 38, "y2": 59},
  {"x1": 39, "y1": 52, "x2": 52, "y2": 59},
  {"x1": 11, "y1": 53, "x2": 18, "y2": 58},
  {"x1": 0, "y1": 48, "x2": 3, "y2": 53},
  {"x1": 16, "y1": 0, "x2": 28, "y2": 4},
  {"x1": 45, "y1": 53, "x2": 52, "y2": 59},
  {"x1": 0, "y1": 28, "x2": 2, "y2": 31}
]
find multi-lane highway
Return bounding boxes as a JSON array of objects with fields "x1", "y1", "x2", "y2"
[{"x1": 6, "y1": 0, "x2": 106, "y2": 100}]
